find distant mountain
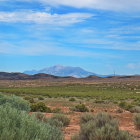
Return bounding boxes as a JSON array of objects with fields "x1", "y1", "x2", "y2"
[{"x1": 24, "y1": 65, "x2": 96, "y2": 78}]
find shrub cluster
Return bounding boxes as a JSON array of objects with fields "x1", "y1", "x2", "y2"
[
  {"x1": 72, "y1": 112, "x2": 133, "y2": 140},
  {"x1": 0, "y1": 94, "x2": 30, "y2": 111},
  {"x1": 72, "y1": 104, "x2": 89, "y2": 112},
  {"x1": 133, "y1": 113, "x2": 140, "y2": 129},
  {"x1": 31, "y1": 102, "x2": 51, "y2": 112},
  {"x1": 130, "y1": 106, "x2": 140, "y2": 113},
  {"x1": 119, "y1": 101, "x2": 140, "y2": 113},
  {"x1": 69, "y1": 97, "x2": 76, "y2": 102},
  {"x1": 38, "y1": 96, "x2": 44, "y2": 100},
  {"x1": 24, "y1": 96, "x2": 35, "y2": 103},
  {"x1": 80, "y1": 113, "x2": 94, "y2": 124},
  {"x1": 0, "y1": 94, "x2": 63, "y2": 140},
  {"x1": 45, "y1": 118, "x2": 63, "y2": 128},
  {"x1": 34, "y1": 112, "x2": 69, "y2": 128},
  {"x1": 51, "y1": 114, "x2": 70, "y2": 127},
  {"x1": 52, "y1": 108, "x2": 62, "y2": 113}
]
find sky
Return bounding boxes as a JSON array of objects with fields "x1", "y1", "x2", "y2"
[{"x1": 0, "y1": 0, "x2": 140, "y2": 75}]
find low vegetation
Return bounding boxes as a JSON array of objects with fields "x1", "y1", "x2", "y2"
[
  {"x1": 71, "y1": 104, "x2": 89, "y2": 112},
  {"x1": 0, "y1": 81, "x2": 140, "y2": 139},
  {"x1": 51, "y1": 114, "x2": 70, "y2": 127},
  {"x1": 0, "y1": 94, "x2": 30, "y2": 111},
  {"x1": 80, "y1": 113, "x2": 95, "y2": 124},
  {"x1": 133, "y1": 113, "x2": 140, "y2": 129},
  {"x1": 1, "y1": 83, "x2": 140, "y2": 101},
  {"x1": 118, "y1": 101, "x2": 140, "y2": 113},
  {"x1": 0, "y1": 94, "x2": 63, "y2": 140},
  {"x1": 72, "y1": 112, "x2": 133, "y2": 140},
  {"x1": 69, "y1": 97, "x2": 76, "y2": 102},
  {"x1": 45, "y1": 118, "x2": 64, "y2": 128},
  {"x1": 130, "y1": 106, "x2": 140, "y2": 113},
  {"x1": 30, "y1": 102, "x2": 52, "y2": 112}
]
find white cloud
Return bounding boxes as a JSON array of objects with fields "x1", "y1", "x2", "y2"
[
  {"x1": 35, "y1": 0, "x2": 140, "y2": 12},
  {"x1": 1, "y1": 0, "x2": 140, "y2": 12},
  {"x1": 0, "y1": 11, "x2": 93, "y2": 25}
]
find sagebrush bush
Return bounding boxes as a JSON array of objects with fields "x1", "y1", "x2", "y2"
[
  {"x1": 133, "y1": 113, "x2": 140, "y2": 129},
  {"x1": 45, "y1": 118, "x2": 63, "y2": 128},
  {"x1": 119, "y1": 101, "x2": 127, "y2": 108},
  {"x1": 119, "y1": 101, "x2": 134, "y2": 111},
  {"x1": 0, "y1": 94, "x2": 30, "y2": 111},
  {"x1": 0, "y1": 104, "x2": 63, "y2": 140},
  {"x1": 31, "y1": 102, "x2": 52, "y2": 112},
  {"x1": 52, "y1": 108, "x2": 62, "y2": 113},
  {"x1": 72, "y1": 112, "x2": 133, "y2": 140},
  {"x1": 34, "y1": 113, "x2": 63, "y2": 128},
  {"x1": 72, "y1": 104, "x2": 89, "y2": 112},
  {"x1": 80, "y1": 113, "x2": 94, "y2": 124},
  {"x1": 38, "y1": 96, "x2": 44, "y2": 100},
  {"x1": 24, "y1": 96, "x2": 35, "y2": 103},
  {"x1": 130, "y1": 106, "x2": 140, "y2": 113},
  {"x1": 51, "y1": 114, "x2": 70, "y2": 127},
  {"x1": 35, "y1": 112, "x2": 45, "y2": 120},
  {"x1": 69, "y1": 97, "x2": 76, "y2": 102}
]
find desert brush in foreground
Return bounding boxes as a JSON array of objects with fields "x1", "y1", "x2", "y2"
[
  {"x1": 72, "y1": 113, "x2": 133, "y2": 140},
  {"x1": 0, "y1": 94, "x2": 63, "y2": 140}
]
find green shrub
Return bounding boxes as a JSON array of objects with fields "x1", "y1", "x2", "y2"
[
  {"x1": 52, "y1": 108, "x2": 62, "y2": 113},
  {"x1": 130, "y1": 106, "x2": 140, "y2": 113},
  {"x1": 119, "y1": 101, "x2": 127, "y2": 108},
  {"x1": 72, "y1": 104, "x2": 89, "y2": 112},
  {"x1": 72, "y1": 112, "x2": 133, "y2": 140},
  {"x1": 34, "y1": 113, "x2": 64, "y2": 128},
  {"x1": 0, "y1": 94, "x2": 30, "y2": 112},
  {"x1": 45, "y1": 118, "x2": 63, "y2": 128},
  {"x1": 95, "y1": 99, "x2": 105, "y2": 104},
  {"x1": 125, "y1": 104, "x2": 134, "y2": 111},
  {"x1": 119, "y1": 101, "x2": 134, "y2": 111},
  {"x1": 38, "y1": 96, "x2": 44, "y2": 100},
  {"x1": 133, "y1": 113, "x2": 140, "y2": 129},
  {"x1": 29, "y1": 98, "x2": 35, "y2": 103},
  {"x1": 24, "y1": 96, "x2": 35, "y2": 103},
  {"x1": 31, "y1": 102, "x2": 52, "y2": 112},
  {"x1": 24, "y1": 96, "x2": 32, "y2": 100},
  {"x1": 80, "y1": 113, "x2": 94, "y2": 124},
  {"x1": 51, "y1": 114, "x2": 70, "y2": 127},
  {"x1": 0, "y1": 104, "x2": 63, "y2": 140},
  {"x1": 69, "y1": 97, "x2": 76, "y2": 102}
]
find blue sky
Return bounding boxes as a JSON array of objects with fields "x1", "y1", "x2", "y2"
[{"x1": 0, "y1": 0, "x2": 140, "y2": 75}]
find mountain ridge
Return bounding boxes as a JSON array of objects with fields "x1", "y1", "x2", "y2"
[
  {"x1": 24, "y1": 65, "x2": 140, "y2": 78},
  {"x1": 24, "y1": 65, "x2": 96, "y2": 78},
  {"x1": 0, "y1": 72, "x2": 140, "y2": 80}
]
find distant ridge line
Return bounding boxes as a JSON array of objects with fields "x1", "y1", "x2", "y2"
[{"x1": 0, "y1": 72, "x2": 140, "y2": 80}]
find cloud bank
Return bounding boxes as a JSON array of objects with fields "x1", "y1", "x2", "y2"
[
  {"x1": 40, "y1": 0, "x2": 140, "y2": 12},
  {"x1": 1, "y1": 0, "x2": 139, "y2": 12},
  {"x1": 0, "y1": 11, "x2": 93, "y2": 25}
]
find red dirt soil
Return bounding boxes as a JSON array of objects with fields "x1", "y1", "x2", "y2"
[{"x1": 44, "y1": 105, "x2": 140, "y2": 140}]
